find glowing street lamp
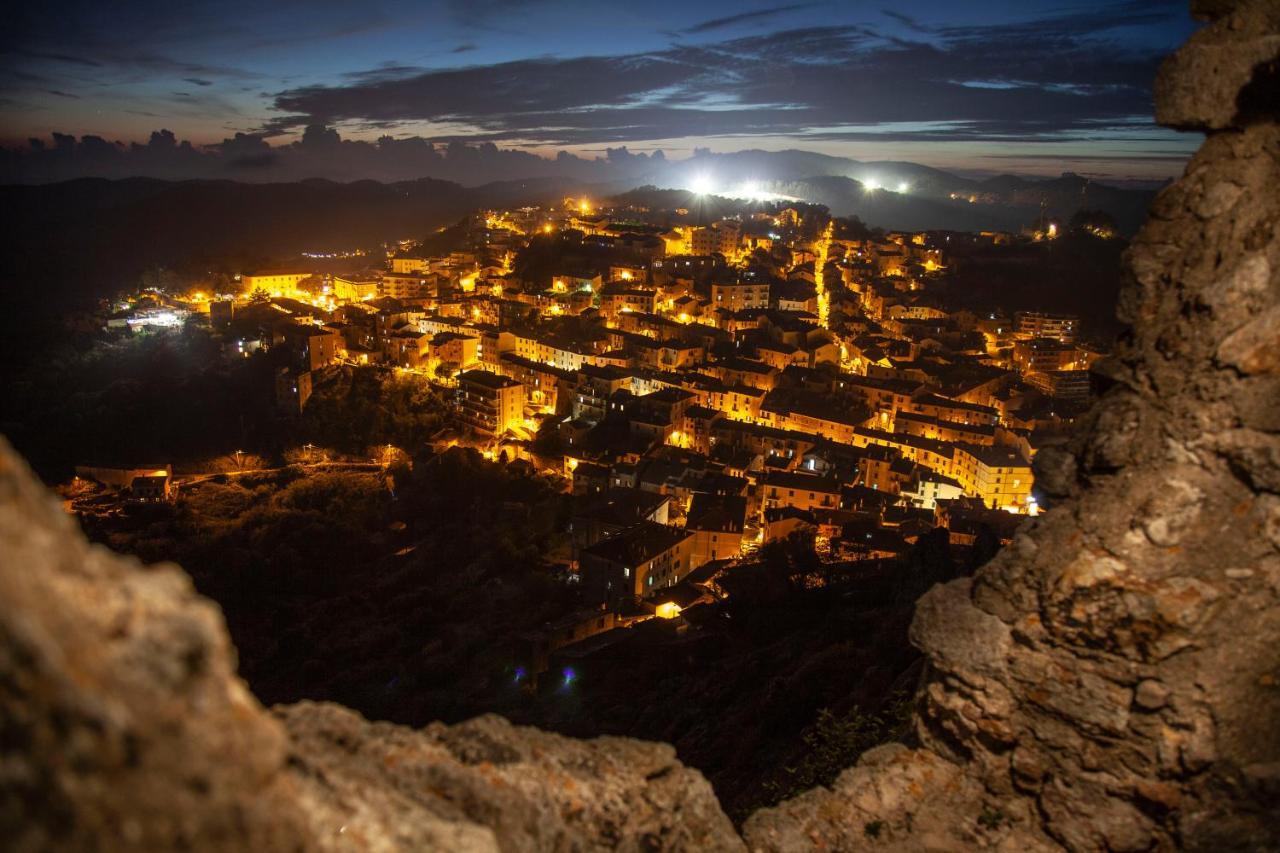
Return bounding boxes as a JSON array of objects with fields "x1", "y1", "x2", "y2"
[
  {"x1": 863, "y1": 177, "x2": 881, "y2": 192},
  {"x1": 897, "y1": 181, "x2": 911, "y2": 193}
]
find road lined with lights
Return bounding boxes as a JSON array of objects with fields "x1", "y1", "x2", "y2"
[{"x1": 814, "y1": 220, "x2": 833, "y2": 329}]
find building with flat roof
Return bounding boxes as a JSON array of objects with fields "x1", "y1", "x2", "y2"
[
  {"x1": 241, "y1": 270, "x2": 311, "y2": 296},
  {"x1": 579, "y1": 521, "x2": 696, "y2": 602},
  {"x1": 457, "y1": 369, "x2": 524, "y2": 436},
  {"x1": 1015, "y1": 311, "x2": 1078, "y2": 344}
]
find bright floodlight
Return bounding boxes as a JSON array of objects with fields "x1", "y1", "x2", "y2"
[
  {"x1": 863, "y1": 177, "x2": 880, "y2": 191},
  {"x1": 738, "y1": 180, "x2": 760, "y2": 200},
  {"x1": 897, "y1": 181, "x2": 910, "y2": 193},
  {"x1": 689, "y1": 174, "x2": 715, "y2": 195}
]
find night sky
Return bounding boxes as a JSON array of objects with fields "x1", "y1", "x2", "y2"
[{"x1": 1, "y1": 0, "x2": 1201, "y2": 180}]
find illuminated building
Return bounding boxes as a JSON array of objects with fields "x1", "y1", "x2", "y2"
[
  {"x1": 579, "y1": 521, "x2": 696, "y2": 602},
  {"x1": 599, "y1": 283, "x2": 657, "y2": 321},
  {"x1": 1012, "y1": 337, "x2": 1078, "y2": 375},
  {"x1": 281, "y1": 324, "x2": 342, "y2": 372},
  {"x1": 429, "y1": 332, "x2": 480, "y2": 370},
  {"x1": 710, "y1": 280, "x2": 770, "y2": 312},
  {"x1": 1025, "y1": 369, "x2": 1091, "y2": 403},
  {"x1": 760, "y1": 471, "x2": 842, "y2": 513},
  {"x1": 689, "y1": 220, "x2": 741, "y2": 257},
  {"x1": 1015, "y1": 311, "x2": 1079, "y2": 344},
  {"x1": 499, "y1": 353, "x2": 575, "y2": 414},
  {"x1": 685, "y1": 494, "x2": 747, "y2": 566},
  {"x1": 241, "y1": 270, "x2": 311, "y2": 296},
  {"x1": 380, "y1": 272, "x2": 439, "y2": 300},
  {"x1": 332, "y1": 274, "x2": 380, "y2": 301},
  {"x1": 950, "y1": 444, "x2": 1034, "y2": 512},
  {"x1": 390, "y1": 255, "x2": 429, "y2": 274},
  {"x1": 456, "y1": 369, "x2": 524, "y2": 436}
]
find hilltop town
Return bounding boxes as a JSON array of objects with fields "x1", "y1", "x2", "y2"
[
  {"x1": 83, "y1": 193, "x2": 1101, "y2": 610},
  {"x1": 25, "y1": 188, "x2": 1119, "y2": 816}
]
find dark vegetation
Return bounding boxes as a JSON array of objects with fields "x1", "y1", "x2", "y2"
[
  {"x1": 2, "y1": 328, "x2": 449, "y2": 480},
  {"x1": 939, "y1": 230, "x2": 1129, "y2": 346},
  {"x1": 5, "y1": 328, "x2": 277, "y2": 479},
  {"x1": 300, "y1": 367, "x2": 449, "y2": 456},
  {"x1": 80, "y1": 456, "x2": 975, "y2": 820},
  {"x1": 84, "y1": 450, "x2": 576, "y2": 725}
]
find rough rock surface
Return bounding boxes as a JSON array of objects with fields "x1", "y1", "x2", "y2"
[
  {"x1": 3, "y1": 2, "x2": 1278, "y2": 850},
  {"x1": 0, "y1": 438, "x2": 311, "y2": 851},
  {"x1": 280, "y1": 702, "x2": 743, "y2": 851},
  {"x1": 745, "y1": 1, "x2": 1280, "y2": 849}
]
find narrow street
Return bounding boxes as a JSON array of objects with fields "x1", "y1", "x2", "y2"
[{"x1": 813, "y1": 220, "x2": 833, "y2": 329}]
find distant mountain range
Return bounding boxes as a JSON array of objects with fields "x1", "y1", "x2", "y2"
[
  {"x1": 0, "y1": 152, "x2": 1161, "y2": 309},
  {"x1": 635, "y1": 149, "x2": 1160, "y2": 234}
]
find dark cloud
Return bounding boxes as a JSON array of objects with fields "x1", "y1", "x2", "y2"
[
  {"x1": 451, "y1": 44, "x2": 477, "y2": 53},
  {"x1": 679, "y1": 4, "x2": 816, "y2": 35},
  {"x1": 340, "y1": 63, "x2": 427, "y2": 84},
  {"x1": 879, "y1": 10, "x2": 928, "y2": 33},
  {"x1": 106, "y1": 51, "x2": 258, "y2": 80},
  {"x1": 0, "y1": 125, "x2": 651, "y2": 186},
  {"x1": 183, "y1": 77, "x2": 214, "y2": 86},
  {"x1": 265, "y1": 5, "x2": 1177, "y2": 148}
]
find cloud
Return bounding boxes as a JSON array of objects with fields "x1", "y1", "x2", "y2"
[
  {"x1": 183, "y1": 77, "x2": 214, "y2": 86},
  {"x1": 451, "y1": 44, "x2": 477, "y2": 53},
  {"x1": 264, "y1": 6, "x2": 1180, "y2": 148},
  {"x1": 0, "y1": 125, "x2": 641, "y2": 186},
  {"x1": 340, "y1": 63, "x2": 427, "y2": 84},
  {"x1": 679, "y1": 4, "x2": 817, "y2": 36},
  {"x1": 879, "y1": 10, "x2": 929, "y2": 33}
]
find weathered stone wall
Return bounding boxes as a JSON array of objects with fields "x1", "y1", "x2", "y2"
[{"x1": 2, "y1": 2, "x2": 1277, "y2": 850}]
